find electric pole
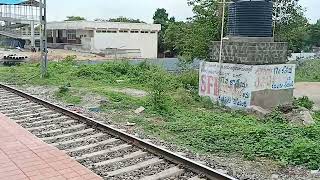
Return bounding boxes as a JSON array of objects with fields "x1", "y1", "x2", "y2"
[{"x1": 40, "y1": 0, "x2": 48, "y2": 77}]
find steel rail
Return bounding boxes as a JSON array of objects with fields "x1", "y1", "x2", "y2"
[{"x1": 0, "y1": 83, "x2": 237, "y2": 180}]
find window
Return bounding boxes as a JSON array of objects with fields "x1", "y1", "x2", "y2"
[
  {"x1": 96, "y1": 29, "x2": 107, "y2": 33},
  {"x1": 107, "y1": 30, "x2": 117, "y2": 33},
  {"x1": 67, "y1": 30, "x2": 76, "y2": 40},
  {"x1": 150, "y1": 31, "x2": 157, "y2": 34},
  {"x1": 130, "y1": 30, "x2": 139, "y2": 33},
  {"x1": 119, "y1": 29, "x2": 129, "y2": 33},
  {"x1": 141, "y1": 30, "x2": 149, "y2": 34}
]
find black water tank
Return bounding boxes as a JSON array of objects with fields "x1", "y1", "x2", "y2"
[{"x1": 228, "y1": 0, "x2": 273, "y2": 37}]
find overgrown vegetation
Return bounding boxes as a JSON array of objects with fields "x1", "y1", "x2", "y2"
[
  {"x1": 296, "y1": 60, "x2": 320, "y2": 82},
  {"x1": 294, "y1": 96, "x2": 315, "y2": 110},
  {"x1": 55, "y1": 83, "x2": 82, "y2": 105},
  {"x1": 1, "y1": 61, "x2": 320, "y2": 170}
]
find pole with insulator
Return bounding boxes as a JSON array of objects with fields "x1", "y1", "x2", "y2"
[{"x1": 40, "y1": 0, "x2": 48, "y2": 77}]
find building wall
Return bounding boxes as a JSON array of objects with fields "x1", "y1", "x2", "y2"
[
  {"x1": 92, "y1": 30, "x2": 158, "y2": 59},
  {"x1": 47, "y1": 21, "x2": 161, "y2": 59},
  {"x1": 76, "y1": 30, "x2": 93, "y2": 38}
]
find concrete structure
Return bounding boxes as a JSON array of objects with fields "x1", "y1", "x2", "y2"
[
  {"x1": 200, "y1": 0, "x2": 295, "y2": 109},
  {"x1": 47, "y1": 21, "x2": 161, "y2": 59},
  {"x1": 0, "y1": 0, "x2": 41, "y2": 48},
  {"x1": 199, "y1": 62, "x2": 295, "y2": 109},
  {"x1": 210, "y1": 37, "x2": 288, "y2": 65},
  {"x1": 205, "y1": 36, "x2": 295, "y2": 109}
]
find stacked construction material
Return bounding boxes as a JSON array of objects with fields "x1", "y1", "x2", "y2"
[
  {"x1": 2, "y1": 54, "x2": 28, "y2": 65},
  {"x1": 3, "y1": 54, "x2": 28, "y2": 60}
]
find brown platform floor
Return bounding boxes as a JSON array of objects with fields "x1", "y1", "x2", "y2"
[{"x1": 0, "y1": 113, "x2": 103, "y2": 180}]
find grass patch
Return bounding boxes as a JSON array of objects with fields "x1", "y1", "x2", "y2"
[
  {"x1": 1, "y1": 60, "x2": 320, "y2": 170},
  {"x1": 294, "y1": 96, "x2": 315, "y2": 110},
  {"x1": 54, "y1": 84, "x2": 82, "y2": 105},
  {"x1": 55, "y1": 90, "x2": 82, "y2": 105},
  {"x1": 296, "y1": 59, "x2": 320, "y2": 82}
]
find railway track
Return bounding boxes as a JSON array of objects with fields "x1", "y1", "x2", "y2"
[{"x1": 0, "y1": 84, "x2": 237, "y2": 180}]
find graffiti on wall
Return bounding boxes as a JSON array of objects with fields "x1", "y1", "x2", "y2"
[
  {"x1": 199, "y1": 62, "x2": 296, "y2": 108},
  {"x1": 199, "y1": 62, "x2": 254, "y2": 108},
  {"x1": 254, "y1": 65, "x2": 295, "y2": 91}
]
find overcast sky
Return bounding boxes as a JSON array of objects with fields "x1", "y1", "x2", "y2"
[{"x1": 47, "y1": 0, "x2": 319, "y2": 24}]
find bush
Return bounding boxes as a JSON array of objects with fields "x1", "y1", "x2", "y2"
[
  {"x1": 178, "y1": 70, "x2": 199, "y2": 89},
  {"x1": 265, "y1": 110, "x2": 287, "y2": 123},
  {"x1": 294, "y1": 96, "x2": 314, "y2": 110},
  {"x1": 288, "y1": 139, "x2": 320, "y2": 170},
  {"x1": 58, "y1": 83, "x2": 71, "y2": 94},
  {"x1": 63, "y1": 55, "x2": 77, "y2": 64},
  {"x1": 147, "y1": 71, "x2": 172, "y2": 113}
]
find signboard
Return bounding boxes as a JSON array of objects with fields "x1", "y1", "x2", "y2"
[{"x1": 199, "y1": 62, "x2": 296, "y2": 108}]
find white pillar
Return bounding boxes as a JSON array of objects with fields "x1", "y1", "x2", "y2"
[
  {"x1": 30, "y1": 20, "x2": 35, "y2": 47},
  {"x1": 53, "y1": 30, "x2": 57, "y2": 43}
]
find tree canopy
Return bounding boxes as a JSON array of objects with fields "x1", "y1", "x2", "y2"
[
  {"x1": 153, "y1": 8, "x2": 175, "y2": 57},
  {"x1": 307, "y1": 20, "x2": 320, "y2": 47},
  {"x1": 94, "y1": 17, "x2": 145, "y2": 23},
  {"x1": 159, "y1": 0, "x2": 319, "y2": 60},
  {"x1": 64, "y1": 16, "x2": 86, "y2": 21}
]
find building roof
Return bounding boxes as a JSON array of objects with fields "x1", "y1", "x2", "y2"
[
  {"x1": 47, "y1": 21, "x2": 161, "y2": 31},
  {"x1": 0, "y1": 0, "x2": 39, "y2": 6}
]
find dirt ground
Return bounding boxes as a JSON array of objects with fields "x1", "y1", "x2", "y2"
[
  {"x1": 11, "y1": 84, "x2": 319, "y2": 180},
  {"x1": 294, "y1": 82, "x2": 320, "y2": 111}
]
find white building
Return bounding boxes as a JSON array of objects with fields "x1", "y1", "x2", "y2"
[{"x1": 47, "y1": 21, "x2": 161, "y2": 59}]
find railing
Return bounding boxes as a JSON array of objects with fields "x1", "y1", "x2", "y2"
[
  {"x1": 0, "y1": 13, "x2": 39, "y2": 21},
  {"x1": 0, "y1": 27, "x2": 40, "y2": 39},
  {"x1": 0, "y1": 4, "x2": 40, "y2": 21}
]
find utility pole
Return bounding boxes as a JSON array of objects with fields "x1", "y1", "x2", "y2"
[
  {"x1": 218, "y1": 0, "x2": 227, "y2": 98},
  {"x1": 40, "y1": 0, "x2": 48, "y2": 78}
]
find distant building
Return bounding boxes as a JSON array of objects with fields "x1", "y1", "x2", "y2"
[{"x1": 47, "y1": 21, "x2": 161, "y2": 59}]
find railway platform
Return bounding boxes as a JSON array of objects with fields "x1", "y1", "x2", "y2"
[{"x1": 0, "y1": 113, "x2": 102, "y2": 180}]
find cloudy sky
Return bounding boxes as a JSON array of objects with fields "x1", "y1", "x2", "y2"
[{"x1": 47, "y1": 0, "x2": 319, "y2": 23}]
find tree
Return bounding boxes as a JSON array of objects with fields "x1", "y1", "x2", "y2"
[
  {"x1": 162, "y1": 0, "x2": 310, "y2": 60},
  {"x1": 65, "y1": 16, "x2": 86, "y2": 21},
  {"x1": 164, "y1": 21, "x2": 188, "y2": 57},
  {"x1": 153, "y1": 8, "x2": 169, "y2": 26},
  {"x1": 180, "y1": 0, "x2": 309, "y2": 59},
  {"x1": 164, "y1": 0, "x2": 222, "y2": 61},
  {"x1": 153, "y1": 8, "x2": 176, "y2": 57},
  {"x1": 273, "y1": 0, "x2": 309, "y2": 52},
  {"x1": 94, "y1": 16, "x2": 145, "y2": 23},
  {"x1": 308, "y1": 20, "x2": 320, "y2": 47}
]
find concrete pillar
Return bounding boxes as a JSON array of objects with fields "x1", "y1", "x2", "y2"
[
  {"x1": 30, "y1": 20, "x2": 35, "y2": 47},
  {"x1": 25, "y1": 26, "x2": 29, "y2": 35},
  {"x1": 53, "y1": 30, "x2": 57, "y2": 43}
]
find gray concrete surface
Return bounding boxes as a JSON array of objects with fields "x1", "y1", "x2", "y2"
[
  {"x1": 294, "y1": 82, "x2": 320, "y2": 111},
  {"x1": 251, "y1": 89, "x2": 294, "y2": 110}
]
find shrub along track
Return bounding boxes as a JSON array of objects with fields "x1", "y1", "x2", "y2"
[{"x1": 0, "y1": 83, "x2": 236, "y2": 180}]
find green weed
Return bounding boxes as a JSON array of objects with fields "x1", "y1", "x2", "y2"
[
  {"x1": 1, "y1": 61, "x2": 320, "y2": 170},
  {"x1": 294, "y1": 96, "x2": 315, "y2": 110},
  {"x1": 55, "y1": 84, "x2": 81, "y2": 105},
  {"x1": 296, "y1": 60, "x2": 320, "y2": 82}
]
